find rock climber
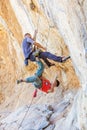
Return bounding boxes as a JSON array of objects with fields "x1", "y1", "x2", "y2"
[
  {"x1": 21, "y1": 30, "x2": 70, "y2": 67},
  {"x1": 17, "y1": 59, "x2": 60, "y2": 93}
]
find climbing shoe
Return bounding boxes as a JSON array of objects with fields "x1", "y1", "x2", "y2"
[
  {"x1": 17, "y1": 79, "x2": 23, "y2": 84},
  {"x1": 62, "y1": 56, "x2": 70, "y2": 62},
  {"x1": 49, "y1": 63, "x2": 55, "y2": 67}
]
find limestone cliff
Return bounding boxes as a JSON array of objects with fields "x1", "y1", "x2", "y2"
[{"x1": 0, "y1": 0, "x2": 87, "y2": 130}]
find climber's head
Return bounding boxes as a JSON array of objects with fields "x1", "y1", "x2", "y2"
[{"x1": 24, "y1": 33, "x2": 32, "y2": 38}]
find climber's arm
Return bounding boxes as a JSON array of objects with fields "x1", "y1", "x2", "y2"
[
  {"x1": 33, "y1": 29, "x2": 38, "y2": 41},
  {"x1": 34, "y1": 42, "x2": 46, "y2": 50}
]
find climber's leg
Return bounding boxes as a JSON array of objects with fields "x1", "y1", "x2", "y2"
[{"x1": 39, "y1": 52, "x2": 62, "y2": 62}]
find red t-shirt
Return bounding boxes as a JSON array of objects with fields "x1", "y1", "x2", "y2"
[{"x1": 40, "y1": 78, "x2": 51, "y2": 93}]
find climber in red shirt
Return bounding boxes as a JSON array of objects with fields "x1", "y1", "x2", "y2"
[{"x1": 17, "y1": 59, "x2": 60, "y2": 93}]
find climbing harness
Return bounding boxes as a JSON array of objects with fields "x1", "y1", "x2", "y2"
[{"x1": 32, "y1": 49, "x2": 41, "y2": 57}]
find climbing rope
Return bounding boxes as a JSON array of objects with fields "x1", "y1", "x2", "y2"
[
  {"x1": 38, "y1": 0, "x2": 55, "y2": 50},
  {"x1": 29, "y1": 0, "x2": 54, "y2": 51},
  {"x1": 29, "y1": 0, "x2": 40, "y2": 32},
  {"x1": 29, "y1": 0, "x2": 55, "y2": 50},
  {"x1": 46, "y1": 25, "x2": 51, "y2": 50},
  {"x1": 18, "y1": 89, "x2": 37, "y2": 129},
  {"x1": 36, "y1": 10, "x2": 40, "y2": 31}
]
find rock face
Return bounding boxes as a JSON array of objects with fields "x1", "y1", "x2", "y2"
[
  {"x1": 0, "y1": 105, "x2": 54, "y2": 130},
  {"x1": 0, "y1": 0, "x2": 87, "y2": 130},
  {"x1": 0, "y1": 0, "x2": 79, "y2": 104}
]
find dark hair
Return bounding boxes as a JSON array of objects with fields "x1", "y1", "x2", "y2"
[
  {"x1": 56, "y1": 80, "x2": 60, "y2": 86},
  {"x1": 24, "y1": 33, "x2": 31, "y2": 37}
]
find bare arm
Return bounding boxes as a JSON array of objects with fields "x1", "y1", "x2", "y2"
[
  {"x1": 34, "y1": 42, "x2": 46, "y2": 50},
  {"x1": 33, "y1": 30, "x2": 46, "y2": 50},
  {"x1": 33, "y1": 30, "x2": 38, "y2": 41}
]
